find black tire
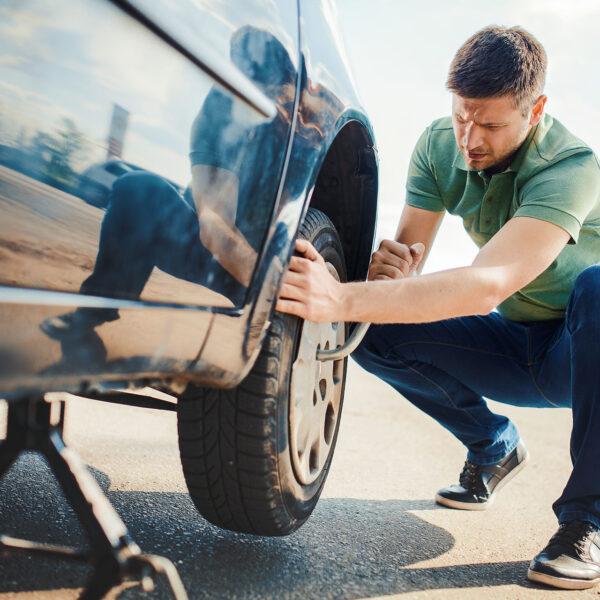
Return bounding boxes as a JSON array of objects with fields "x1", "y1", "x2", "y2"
[{"x1": 177, "y1": 208, "x2": 347, "y2": 535}]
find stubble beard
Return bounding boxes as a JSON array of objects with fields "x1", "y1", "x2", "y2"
[{"x1": 464, "y1": 128, "x2": 531, "y2": 174}]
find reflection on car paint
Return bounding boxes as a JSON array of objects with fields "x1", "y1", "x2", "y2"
[
  {"x1": 0, "y1": 0, "x2": 299, "y2": 389},
  {"x1": 0, "y1": 0, "x2": 378, "y2": 395},
  {"x1": 38, "y1": 26, "x2": 304, "y2": 374},
  {"x1": 0, "y1": 0, "x2": 297, "y2": 308}
]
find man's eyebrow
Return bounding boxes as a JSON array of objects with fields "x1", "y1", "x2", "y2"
[
  {"x1": 478, "y1": 120, "x2": 509, "y2": 127},
  {"x1": 474, "y1": 115, "x2": 510, "y2": 126},
  {"x1": 453, "y1": 112, "x2": 508, "y2": 126}
]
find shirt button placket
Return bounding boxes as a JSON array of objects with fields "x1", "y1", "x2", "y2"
[{"x1": 481, "y1": 178, "x2": 496, "y2": 232}]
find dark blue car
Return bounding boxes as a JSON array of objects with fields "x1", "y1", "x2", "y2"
[{"x1": 0, "y1": 0, "x2": 378, "y2": 537}]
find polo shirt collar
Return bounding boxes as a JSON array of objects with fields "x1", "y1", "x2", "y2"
[
  {"x1": 452, "y1": 147, "x2": 468, "y2": 171},
  {"x1": 505, "y1": 122, "x2": 539, "y2": 174}
]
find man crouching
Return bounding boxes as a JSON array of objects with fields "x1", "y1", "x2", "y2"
[{"x1": 277, "y1": 26, "x2": 600, "y2": 590}]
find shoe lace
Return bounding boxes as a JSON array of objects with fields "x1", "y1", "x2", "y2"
[
  {"x1": 550, "y1": 520, "x2": 597, "y2": 554},
  {"x1": 458, "y1": 460, "x2": 485, "y2": 492}
]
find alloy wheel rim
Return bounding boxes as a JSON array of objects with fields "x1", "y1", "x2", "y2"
[{"x1": 289, "y1": 262, "x2": 345, "y2": 485}]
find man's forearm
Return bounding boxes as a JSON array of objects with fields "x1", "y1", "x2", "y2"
[
  {"x1": 340, "y1": 265, "x2": 501, "y2": 324},
  {"x1": 199, "y1": 209, "x2": 257, "y2": 287}
]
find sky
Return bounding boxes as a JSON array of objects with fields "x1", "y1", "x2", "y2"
[{"x1": 337, "y1": 0, "x2": 600, "y2": 272}]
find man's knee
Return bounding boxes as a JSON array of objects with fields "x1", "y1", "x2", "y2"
[
  {"x1": 574, "y1": 265, "x2": 600, "y2": 294},
  {"x1": 110, "y1": 172, "x2": 178, "y2": 211},
  {"x1": 568, "y1": 265, "x2": 600, "y2": 328},
  {"x1": 572, "y1": 265, "x2": 600, "y2": 306}
]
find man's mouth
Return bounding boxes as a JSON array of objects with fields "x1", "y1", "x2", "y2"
[{"x1": 467, "y1": 150, "x2": 488, "y2": 161}]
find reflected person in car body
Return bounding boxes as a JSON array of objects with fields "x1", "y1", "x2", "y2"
[
  {"x1": 41, "y1": 26, "x2": 299, "y2": 344},
  {"x1": 277, "y1": 26, "x2": 600, "y2": 590}
]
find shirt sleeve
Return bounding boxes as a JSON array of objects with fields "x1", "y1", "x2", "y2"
[
  {"x1": 405, "y1": 127, "x2": 445, "y2": 212},
  {"x1": 515, "y1": 151, "x2": 600, "y2": 243}
]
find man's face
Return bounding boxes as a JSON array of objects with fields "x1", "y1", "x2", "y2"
[{"x1": 452, "y1": 94, "x2": 545, "y2": 172}]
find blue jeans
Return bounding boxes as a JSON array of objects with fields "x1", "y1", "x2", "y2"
[
  {"x1": 81, "y1": 172, "x2": 243, "y2": 308},
  {"x1": 352, "y1": 265, "x2": 600, "y2": 528}
]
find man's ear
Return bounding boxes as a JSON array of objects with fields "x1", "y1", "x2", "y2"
[{"x1": 530, "y1": 95, "x2": 547, "y2": 125}]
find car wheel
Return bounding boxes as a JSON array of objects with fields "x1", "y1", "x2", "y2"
[{"x1": 177, "y1": 208, "x2": 347, "y2": 535}]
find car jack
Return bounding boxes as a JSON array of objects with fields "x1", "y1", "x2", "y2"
[{"x1": 0, "y1": 396, "x2": 188, "y2": 600}]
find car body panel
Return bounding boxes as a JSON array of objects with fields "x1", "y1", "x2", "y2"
[
  {"x1": 0, "y1": 0, "x2": 377, "y2": 399},
  {"x1": 0, "y1": 0, "x2": 297, "y2": 304}
]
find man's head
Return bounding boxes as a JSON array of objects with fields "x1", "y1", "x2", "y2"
[{"x1": 447, "y1": 26, "x2": 548, "y2": 172}]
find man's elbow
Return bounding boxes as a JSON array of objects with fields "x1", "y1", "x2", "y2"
[
  {"x1": 475, "y1": 297, "x2": 498, "y2": 316},
  {"x1": 473, "y1": 275, "x2": 506, "y2": 316}
]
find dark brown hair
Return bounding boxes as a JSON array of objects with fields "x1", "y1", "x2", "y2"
[{"x1": 446, "y1": 26, "x2": 547, "y2": 111}]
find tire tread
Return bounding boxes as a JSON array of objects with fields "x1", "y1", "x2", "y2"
[{"x1": 177, "y1": 208, "x2": 346, "y2": 535}]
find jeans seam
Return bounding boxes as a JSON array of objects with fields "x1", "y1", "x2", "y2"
[
  {"x1": 528, "y1": 364, "x2": 561, "y2": 407},
  {"x1": 383, "y1": 339, "x2": 528, "y2": 365},
  {"x1": 396, "y1": 357, "x2": 483, "y2": 427},
  {"x1": 526, "y1": 328, "x2": 561, "y2": 408}
]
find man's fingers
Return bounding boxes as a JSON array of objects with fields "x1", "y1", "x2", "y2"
[
  {"x1": 371, "y1": 273, "x2": 394, "y2": 281},
  {"x1": 279, "y1": 267, "x2": 314, "y2": 303},
  {"x1": 294, "y1": 239, "x2": 324, "y2": 263},
  {"x1": 372, "y1": 248, "x2": 411, "y2": 269},
  {"x1": 370, "y1": 240, "x2": 415, "y2": 276},
  {"x1": 408, "y1": 242, "x2": 426, "y2": 273},
  {"x1": 369, "y1": 262, "x2": 408, "y2": 280},
  {"x1": 379, "y1": 239, "x2": 413, "y2": 261},
  {"x1": 278, "y1": 279, "x2": 308, "y2": 301},
  {"x1": 280, "y1": 270, "x2": 306, "y2": 287},
  {"x1": 368, "y1": 239, "x2": 426, "y2": 280},
  {"x1": 278, "y1": 241, "x2": 341, "y2": 322},
  {"x1": 410, "y1": 242, "x2": 425, "y2": 261},
  {"x1": 369, "y1": 243, "x2": 412, "y2": 278},
  {"x1": 287, "y1": 255, "x2": 315, "y2": 273},
  {"x1": 275, "y1": 297, "x2": 307, "y2": 318},
  {"x1": 294, "y1": 238, "x2": 311, "y2": 254}
]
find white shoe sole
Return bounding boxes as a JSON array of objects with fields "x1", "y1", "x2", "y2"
[
  {"x1": 527, "y1": 568, "x2": 600, "y2": 590},
  {"x1": 435, "y1": 449, "x2": 530, "y2": 511}
]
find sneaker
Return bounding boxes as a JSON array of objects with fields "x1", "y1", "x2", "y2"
[
  {"x1": 435, "y1": 440, "x2": 529, "y2": 510},
  {"x1": 527, "y1": 520, "x2": 600, "y2": 589}
]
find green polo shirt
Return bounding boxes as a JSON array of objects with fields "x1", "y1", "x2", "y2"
[{"x1": 406, "y1": 113, "x2": 600, "y2": 322}]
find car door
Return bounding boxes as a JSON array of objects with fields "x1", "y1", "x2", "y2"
[{"x1": 0, "y1": 0, "x2": 299, "y2": 394}]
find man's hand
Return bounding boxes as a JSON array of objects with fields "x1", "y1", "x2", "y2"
[
  {"x1": 368, "y1": 239, "x2": 425, "y2": 281},
  {"x1": 276, "y1": 239, "x2": 345, "y2": 322}
]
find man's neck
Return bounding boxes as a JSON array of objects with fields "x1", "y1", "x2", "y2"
[{"x1": 485, "y1": 154, "x2": 515, "y2": 176}]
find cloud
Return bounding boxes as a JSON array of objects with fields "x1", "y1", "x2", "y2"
[
  {"x1": 0, "y1": 55, "x2": 30, "y2": 68},
  {"x1": 0, "y1": 6, "x2": 54, "y2": 46}
]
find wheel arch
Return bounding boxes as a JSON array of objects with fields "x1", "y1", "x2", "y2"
[{"x1": 306, "y1": 114, "x2": 378, "y2": 283}]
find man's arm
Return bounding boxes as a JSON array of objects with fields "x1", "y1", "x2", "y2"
[
  {"x1": 191, "y1": 164, "x2": 257, "y2": 287},
  {"x1": 276, "y1": 216, "x2": 570, "y2": 323},
  {"x1": 395, "y1": 204, "x2": 445, "y2": 274}
]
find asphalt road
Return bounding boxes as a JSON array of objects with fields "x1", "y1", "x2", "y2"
[{"x1": 0, "y1": 360, "x2": 598, "y2": 600}]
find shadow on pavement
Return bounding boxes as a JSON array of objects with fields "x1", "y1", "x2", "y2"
[{"x1": 0, "y1": 453, "x2": 535, "y2": 598}]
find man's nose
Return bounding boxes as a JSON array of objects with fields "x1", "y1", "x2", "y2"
[{"x1": 462, "y1": 123, "x2": 483, "y2": 150}]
